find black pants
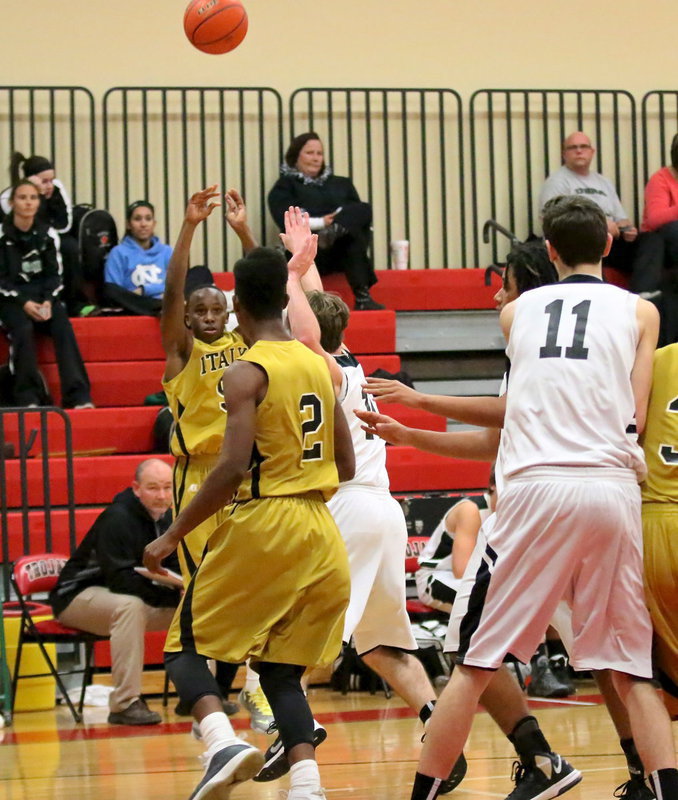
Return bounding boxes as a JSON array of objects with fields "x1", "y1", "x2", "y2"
[
  {"x1": 315, "y1": 202, "x2": 377, "y2": 292},
  {"x1": 0, "y1": 299, "x2": 91, "y2": 407},
  {"x1": 603, "y1": 236, "x2": 637, "y2": 274},
  {"x1": 103, "y1": 283, "x2": 162, "y2": 316},
  {"x1": 630, "y1": 231, "x2": 665, "y2": 294}
]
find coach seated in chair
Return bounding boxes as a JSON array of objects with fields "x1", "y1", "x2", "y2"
[{"x1": 49, "y1": 459, "x2": 180, "y2": 726}]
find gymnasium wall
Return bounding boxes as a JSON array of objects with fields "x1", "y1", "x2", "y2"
[
  {"x1": 1, "y1": 0, "x2": 676, "y2": 268},
  {"x1": 3, "y1": 0, "x2": 676, "y2": 98}
]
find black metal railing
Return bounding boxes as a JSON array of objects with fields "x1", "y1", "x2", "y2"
[
  {"x1": 0, "y1": 86, "x2": 96, "y2": 207},
  {"x1": 470, "y1": 89, "x2": 638, "y2": 265},
  {"x1": 641, "y1": 90, "x2": 678, "y2": 185},
  {"x1": 0, "y1": 408, "x2": 76, "y2": 597},
  {"x1": 102, "y1": 86, "x2": 283, "y2": 270},
  {"x1": 289, "y1": 87, "x2": 466, "y2": 269}
]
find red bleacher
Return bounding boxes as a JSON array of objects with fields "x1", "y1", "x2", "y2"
[{"x1": 321, "y1": 267, "x2": 503, "y2": 311}]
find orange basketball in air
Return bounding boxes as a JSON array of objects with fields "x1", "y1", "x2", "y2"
[{"x1": 184, "y1": 0, "x2": 248, "y2": 55}]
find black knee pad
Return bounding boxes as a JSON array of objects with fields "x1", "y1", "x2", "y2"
[
  {"x1": 165, "y1": 650, "x2": 222, "y2": 711},
  {"x1": 258, "y1": 662, "x2": 312, "y2": 750}
]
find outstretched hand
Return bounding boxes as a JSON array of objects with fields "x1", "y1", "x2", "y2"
[
  {"x1": 142, "y1": 531, "x2": 179, "y2": 575},
  {"x1": 362, "y1": 377, "x2": 420, "y2": 407},
  {"x1": 354, "y1": 409, "x2": 409, "y2": 445},
  {"x1": 225, "y1": 188, "x2": 247, "y2": 231},
  {"x1": 281, "y1": 206, "x2": 312, "y2": 254},
  {"x1": 283, "y1": 207, "x2": 318, "y2": 277},
  {"x1": 185, "y1": 186, "x2": 221, "y2": 225}
]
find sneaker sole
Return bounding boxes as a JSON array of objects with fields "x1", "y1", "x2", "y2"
[
  {"x1": 253, "y1": 725, "x2": 327, "y2": 783},
  {"x1": 192, "y1": 748, "x2": 265, "y2": 800},
  {"x1": 532, "y1": 768, "x2": 583, "y2": 800}
]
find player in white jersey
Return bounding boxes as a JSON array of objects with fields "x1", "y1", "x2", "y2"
[
  {"x1": 360, "y1": 231, "x2": 667, "y2": 800},
  {"x1": 385, "y1": 195, "x2": 677, "y2": 800},
  {"x1": 416, "y1": 495, "x2": 491, "y2": 613},
  {"x1": 273, "y1": 206, "x2": 466, "y2": 794}
]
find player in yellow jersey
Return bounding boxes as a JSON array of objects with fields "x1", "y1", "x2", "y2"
[
  {"x1": 144, "y1": 239, "x2": 354, "y2": 800},
  {"x1": 161, "y1": 186, "x2": 273, "y2": 729},
  {"x1": 640, "y1": 342, "x2": 678, "y2": 720}
]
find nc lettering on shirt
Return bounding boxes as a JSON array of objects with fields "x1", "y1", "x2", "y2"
[
  {"x1": 132, "y1": 263, "x2": 163, "y2": 286},
  {"x1": 199, "y1": 346, "x2": 248, "y2": 375}
]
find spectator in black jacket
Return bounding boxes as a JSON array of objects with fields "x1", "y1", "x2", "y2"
[
  {"x1": 50, "y1": 459, "x2": 179, "y2": 726},
  {"x1": 1, "y1": 152, "x2": 88, "y2": 315},
  {"x1": 268, "y1": 132, "x2": 384, "y2": 310},
  {"x1": 0, "y1": 180, "x2": 92, "y2": 408}
]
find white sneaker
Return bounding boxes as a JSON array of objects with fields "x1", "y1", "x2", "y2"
[
  {"x1": 188, "y1": 742, "x2": 264, "y2": 800},
  {"x1": 238, "y1": 686, "x2": 275, "y2": 734}
]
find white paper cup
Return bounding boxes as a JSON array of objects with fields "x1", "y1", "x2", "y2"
[{"x1": 390, "y1": 240, "x2": 409, "y2": 270}]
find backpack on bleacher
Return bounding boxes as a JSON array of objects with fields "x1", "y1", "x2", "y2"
[{"x1": 76, "y1": 206, "x2": 118, "y2": 284}]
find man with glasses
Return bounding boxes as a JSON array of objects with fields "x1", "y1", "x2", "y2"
[{"x1": 539, "y1": 131, "x2": 638, "y2": 274}]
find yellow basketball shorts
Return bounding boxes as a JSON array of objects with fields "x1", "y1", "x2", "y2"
[
  {"x1": 165, "y1": 493, "x2": 350, "y2": 667},
  {"x1": 173, "y1": 455, "x2": 231, "y2": 581},
  {"x1": 642, "y1": 504, "x2": 678, "y2": 718}
]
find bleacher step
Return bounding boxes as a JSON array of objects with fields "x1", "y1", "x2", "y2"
[{"x1": 5, "y1": 449, "x2": 489, "y2": 506}]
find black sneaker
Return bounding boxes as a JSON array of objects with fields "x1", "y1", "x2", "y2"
[
  {"x1": 108, "y1": 698, "x2": 161, "y2": 726},
  {"x1": 527, "y1": 656, "x2": 571, "y2": 698},
  {"x1": 614, "y1": 777, "x2": 655, "y2": 799},
  {"x1": 253, "y1": 720, "x2": 327, "y2": 782},
  {"x1": 505, "y1": 754, "x2": 582, "y2": 800},
  {"x1": 189, "y1": 742, "x2": 264, "y2": 800},
  {"x1": 439, "y1": 752, "x2": 467, "y2": 794},
  {"x1": 353, "y1": 289, "x2": 385, "y2": 311}
]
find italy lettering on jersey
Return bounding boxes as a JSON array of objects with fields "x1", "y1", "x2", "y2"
[
  {"x1": 163, "y1": 332, "x2": 248, "y2": 457},
  {"x1": 641, "y1": 344, "x2": 678, "y2": 504},
  {"x1": 418, "y1": 495, "x2": 491, "y2": 571},
  {"x1": 501, "y1": 277, "x2": 646, "y2": 480},
  {"x1": 235, "y1": 339, "x2": 339, "y2": 502},
  {"x1": 334, "y1": 350, "x2": 388, "y2": 490}
]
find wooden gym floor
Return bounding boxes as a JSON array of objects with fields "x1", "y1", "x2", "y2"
[{"x1": 2, "y1": 677, "x2": 675, "y2": 800}]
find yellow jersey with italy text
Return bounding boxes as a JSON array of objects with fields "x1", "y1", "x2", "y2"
[
  {"x1": 235, "y1": 339, "x2": 339, "y2": 502},
  {"x1": 641, "y1": 343, "x2": 678, "y2": 505},
  {"x1": 162, "y1": 332, "x2": 248, "y2": 457}
]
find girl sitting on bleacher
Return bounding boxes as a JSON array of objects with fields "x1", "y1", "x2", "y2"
[
  {"x1": 0, "y1": 180, "x2": 92, "y2": 408},
  {"x1": 103, "y1": 200, "x2": 172, "y2": 316}
]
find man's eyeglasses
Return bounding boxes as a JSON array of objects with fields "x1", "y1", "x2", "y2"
[{"x1": 564, "y1": 144, "x2": 592, "y2": 151}]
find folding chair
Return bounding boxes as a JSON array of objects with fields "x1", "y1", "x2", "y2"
[
  {"x1": 404, "y1": 536, "x2": 441, "y2": 619},
  {"x1": 10, "y1": 553, "x2": 108, "y2": 723}
]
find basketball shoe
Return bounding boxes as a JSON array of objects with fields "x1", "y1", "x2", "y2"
[
  {"x1": 527, "y1": 656, "x2": 571, "y2": 698},
  {"x1": 238, "y1": 686, "x2": 275, "y2": 733},
  {"x1": 188, "y1": 741, "x2": 264, "y2": 800},
  {"x1": 505, "y1": 752, "x2": 582, "y2": 800},
  {"x1": 253, "y1": 720, "x2": 327, "y2": 782}
]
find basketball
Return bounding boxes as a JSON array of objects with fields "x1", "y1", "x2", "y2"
[{"x1": 184, "y1": 0, "x2": 248, "y2": 55}]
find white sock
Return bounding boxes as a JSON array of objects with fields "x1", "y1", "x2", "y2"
[
  {"x1": 290, "y1": 759, "x2": 321, "y2": 789},
  {"x1": 244, "y1": 664, "x2": 260, "y2": 694},
  {"x1": 199, "y1": 711, "x2": 241, "y2": 758}
]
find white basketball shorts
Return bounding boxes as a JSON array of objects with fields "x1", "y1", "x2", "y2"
[
  {"x1": 328, "y1": 486, "x2": 417, "y2": 655},
  {"x1": 446, "y1": 466, "x2": 653, "y2": 677}
]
